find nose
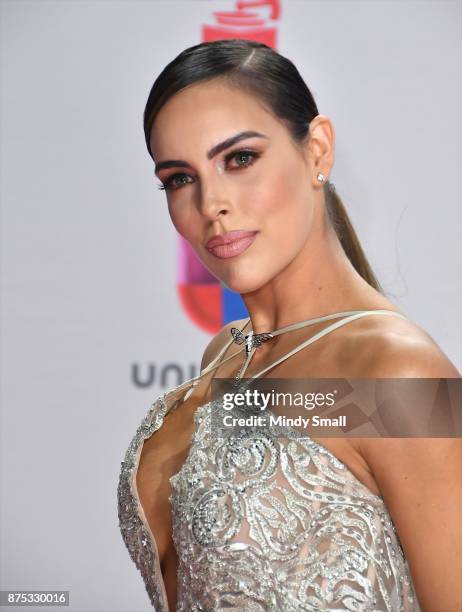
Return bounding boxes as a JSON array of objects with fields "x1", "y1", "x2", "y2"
[{"x1": 198, "y1": 178, "x2": 232, "y2": 221}]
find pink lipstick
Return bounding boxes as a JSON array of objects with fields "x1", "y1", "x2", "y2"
[{"x1": 205, "y1": 230, "x2": 258, "y2": 260}]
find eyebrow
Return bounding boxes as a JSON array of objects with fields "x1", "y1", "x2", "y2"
[{"x1": 154, "y1": 130, "x2": 269, "y2": 174}]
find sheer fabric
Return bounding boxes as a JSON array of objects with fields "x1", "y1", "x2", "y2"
[{"x1": 118, "y1": 311, "x2": 421, "y2": 611}]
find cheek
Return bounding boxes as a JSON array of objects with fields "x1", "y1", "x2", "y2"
[
  {"x1": 167, "y1": 198, "x2": 199, "y2": 241},
  {"x1": 251, "y1": 163, "x2": 312, "y2": 235}
]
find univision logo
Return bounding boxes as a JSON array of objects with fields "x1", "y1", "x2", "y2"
[
  {"x1": 131, "y1": 361, "x2": 200, "y2": 390},
  {"x1": 178, "y1": 0, "x2": 280, "y2": 334}
]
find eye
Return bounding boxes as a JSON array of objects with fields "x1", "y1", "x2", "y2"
[
  {"x1": 156, "y1": 148, "x2": 260, "y2": 192},
  {"x1": 226, "y1": 149, "x2": 260, "y2": 169},
  {"x1": 157, "y1": 173, "x2": 193, "y2": 191}
]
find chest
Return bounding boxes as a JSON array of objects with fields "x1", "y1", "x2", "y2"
[
  {"x1": 135, "y1": 387, "x2": 207, "y2": 563},
  {"x1": 135, "y1": 326, "x2": 385, "y2": 562}
]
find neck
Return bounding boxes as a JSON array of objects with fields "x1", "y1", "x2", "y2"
[{"x1": 241, "y1": 218, "x2": 387, "y2": 335}]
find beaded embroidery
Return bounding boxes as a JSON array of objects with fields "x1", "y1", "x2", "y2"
[
  {"x1": 117, "y1": 392, "x2": 171, "y2": 611},
  {"x1": 118, "y1": 386, "x2": 421, "y2": 611}
]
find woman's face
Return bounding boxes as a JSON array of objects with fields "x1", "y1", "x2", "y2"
[{"x1": 150, "y1": 78, "x2": 320, "y2": 294}]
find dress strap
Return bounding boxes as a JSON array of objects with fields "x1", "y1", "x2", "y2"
[
  {"x1": 249, "y1": 309, "x2": 407, "y2": 380},
  {"x1": 164, "y1": 309, "x2": 406, "y2": 401},
  {"x1": 244, "y1": 309, "x2": 390, "y2": 336}
]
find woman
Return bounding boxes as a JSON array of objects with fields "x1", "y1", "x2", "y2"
[{"x1": 117, "y1": 39, "x2": 461, "y2": 611}]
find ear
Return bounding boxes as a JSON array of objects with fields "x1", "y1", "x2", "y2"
[{"x1": 306, "y1": 114, "x2": 335, "y2": 188}]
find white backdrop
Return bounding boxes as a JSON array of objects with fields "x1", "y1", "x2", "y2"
[{"x1": 1, "y1": 1, "x2": 461, "y2": 611}]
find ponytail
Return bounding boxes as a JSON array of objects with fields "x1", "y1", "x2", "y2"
[{"x1": 324, "y1": 181, "x2": 383, "y2": 293}]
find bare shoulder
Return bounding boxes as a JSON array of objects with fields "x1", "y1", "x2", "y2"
[
  {"x1": 347, "y1": 316, "x2": 462, "y2": 609},
  {"x1": 200, "y1": 317, "x2": 249, "y2": 371},
  {"x1": 343, "y1": 312, "x2": 460, "y2": 378}
]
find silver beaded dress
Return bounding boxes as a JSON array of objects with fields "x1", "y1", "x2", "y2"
[{"x1": 117, "y1": 310, "x2": 421, "y2": 611}]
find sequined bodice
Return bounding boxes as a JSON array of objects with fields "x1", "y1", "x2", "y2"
[{"x1": 117, "y1": 310, "x2": 422, "y2": 611}]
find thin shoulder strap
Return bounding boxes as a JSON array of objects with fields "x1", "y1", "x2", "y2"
[
  {"x1": 198, "y1": 310, "x2": 367, "y2": 378},
  {"x1": 251, "y1": 309, "x2": 407, "y2": 380},
  {"x1": 165, "y1": 309, "x2": 406, "y2": 399}
]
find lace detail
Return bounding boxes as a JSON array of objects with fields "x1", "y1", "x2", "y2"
[
  {"x1": 168, "y1": 401, "x2": 421, "y2": 611},
  {"x1": 117, "y1": 393, "x2": 171, "y2": 611},
  {"x1": 117, "y1": 310, "x2": 422, "y2": 611}
]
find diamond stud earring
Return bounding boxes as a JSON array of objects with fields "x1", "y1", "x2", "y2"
[{"x1": 317, "y1": 172, "x2": 326, "y2": 182}]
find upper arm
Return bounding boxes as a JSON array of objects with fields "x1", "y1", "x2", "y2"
[
  {"x1": 359, "y1": 437, "x2": 462, "y2": 611},
  {"x1": 358, "y1": 334, "x2": 462, "y2": 610}
]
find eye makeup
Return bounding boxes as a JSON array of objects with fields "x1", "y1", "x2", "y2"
[{"x1": 157, "y1": 148, "x2": 261, "y2": 192}]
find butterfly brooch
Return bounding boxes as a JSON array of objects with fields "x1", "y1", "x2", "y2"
[{"x1": 230, "y1": 327, "x2": 274, "y2": 354}]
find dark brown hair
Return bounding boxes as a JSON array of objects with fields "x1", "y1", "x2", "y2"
[{"x1": 143, "y1": 39, "x2": 382, "y2": 292}]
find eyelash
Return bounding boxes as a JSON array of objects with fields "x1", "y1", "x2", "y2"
[{"x1": 157, "y1": 149, "x2": 261, "y2": 192}]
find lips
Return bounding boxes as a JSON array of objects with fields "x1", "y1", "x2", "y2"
[{"x1": 205, "y1": 230, "x2": 258, "y2": 260}]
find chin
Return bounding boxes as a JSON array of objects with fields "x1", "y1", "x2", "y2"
[
  {"x1": 199, "y1": 249, "x2": 278, "y2": 294},
  {"x1": 218, "y1": 269, "x2": 272, "y2": 295}
]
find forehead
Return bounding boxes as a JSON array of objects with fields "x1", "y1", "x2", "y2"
[{"x1": 149, "y1": 79, "x2": 280, "y2": 160}]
